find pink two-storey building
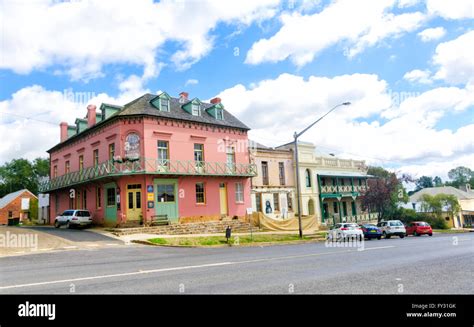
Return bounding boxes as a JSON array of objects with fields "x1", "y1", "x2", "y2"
[{"x1": 41, "y1": 92, "x2": 256, "y2": 226}]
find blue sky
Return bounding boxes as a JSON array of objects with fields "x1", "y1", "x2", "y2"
[{"x1": 0, "y1": 0, "x2": 473, "y2": 180}]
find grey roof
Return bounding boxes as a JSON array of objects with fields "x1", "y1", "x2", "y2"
[
  {"x1": 410, "y1": 186, "x2": 474, "y2": 202},
  {"x1": 249, "y1": 140, "x2": 271, "y2": 150},
  {"x1": 118, "y1": 93, "x2": 250, "y2": 130},
  {"x1": 0, "y1": 189, "x2": 35, "y2": 209},
  {"x1": 48, "y1": 93, "x2": 250, "y2": 152}
]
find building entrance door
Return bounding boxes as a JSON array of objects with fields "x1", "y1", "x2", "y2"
[
  {"x1": 219, "y1": 183, "x2": 228, "y2": 216},
  {"x1": 126, "y1": 184, "x2": 142, "y2": 221}
]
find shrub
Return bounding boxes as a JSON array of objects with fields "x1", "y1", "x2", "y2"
[{"x1": 394, "y1": 208, "x2": 449, "y2": 229}]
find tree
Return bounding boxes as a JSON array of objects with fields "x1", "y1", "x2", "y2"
[
  {"x1": 433, "y1": 176, "x2": 443, "y2": 187},
  {"x1": 447, "y1": 166, "x2": 473, "y2": 188},
  {"x1": 32, "y1": 158, "x2": 49, "y2": 178},
  {"x1": 361, "y1": 166, "x2": 406, "y2": 222},
  {"x1": 0, "y1": 158, "x2": 50, "y2": 197},
  {"x1": 419, "y1": 193, "x2": 461, "y2": 219},
  {"x1": 415, "y1": 176, "x2": 434, "y2": 191}
]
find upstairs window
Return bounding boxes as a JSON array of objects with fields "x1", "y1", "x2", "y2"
[
  {"x1": 157, "y1": 140, "x2": 169, "y2": 165},
  {"x1": 160, "y1": 98, "x2": 170, "y2": 112},
  {"x1": 93, "y1": 149, "x2": 99, "y2": 167},
  {"x1": 79, "y1": 155, "x2": 84, "y2": 172},
  {"x1": 216, "y1": 109, "x2": 224, "y2": 120},
  {"x1": 109, "y1": 143, "x2": 115, "y2": 160},
  {"x1": 305, "y1": 169, "x2": 312, "y2": 187},
  {"x1": 192, "y1": 104, "x2": 201, "y2": 116}
]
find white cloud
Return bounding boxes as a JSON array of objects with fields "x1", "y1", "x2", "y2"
[
  {"x1": 426, "y1": 0, "x2": 474, "y2": 19},
  {"x1": 185, "y1": 79, "x2": 199, "y2": 86},
  {"x1": 399, "y1": 153, "x2": 474, "y2": 181},
  {"x1": 397, "y1": 0, "x2": 421, "y2": 8},
  {"x1": 0, "y1": 0, "x2": 279, "y2": 80},
  {"x1": 0, "y1": 85, "x2": 143, "y2": 164},
  {"x1": 418, "y1": 27, "x2": 446, "y2": 42},
  {"x1": 245, "y1": 0, "x2": 426, "y2": 66},
  {"x1": 403, "y1": 69, "x2": 433, "y2": 84},
  {"x1": 433, "y1": 30, "x2": 474, "y2": 85},
  {"x1": 216, "y1": 73, "x2": 474, "y2": 177}
]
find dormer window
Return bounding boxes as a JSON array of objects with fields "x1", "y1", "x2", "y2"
[
  {"x1": 192, "y1": 104, "x2": 201, "y2": 116},
  {"x1": 215, "y1": 109, "x2": 224, "y2": 120},
  {"x1": 160, "y1": 98, "x2": 170, "y2": 112}
]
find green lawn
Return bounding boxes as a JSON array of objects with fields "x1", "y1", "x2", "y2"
[
  {"x1": 148, "y1": 233, "x2": 325, "y2": 247},
  {"x1": 433, "y1": 229, "x2": 471, "y2": 233}
]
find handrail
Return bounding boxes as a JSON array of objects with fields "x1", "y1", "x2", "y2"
[{"x1": 39, "y1": 158, "x2": 257, "y2": 192}]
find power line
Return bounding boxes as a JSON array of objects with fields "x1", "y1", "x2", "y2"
[{"x1": 2, "y1": 112, "x2": 60, "y2": 126}]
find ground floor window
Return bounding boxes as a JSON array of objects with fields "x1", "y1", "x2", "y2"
[
  {"x1": 287, "y1": 193, "x2": 293, "y2": 211},
  {"x1": 351, "y1": 201, "x2": 357, "y2": 215},
  {"x1": 323, "y1": 202, "x2": 329, "y2": 218},
  {"x1": 107, "y1": 188, "x2": 116, "y2": 206},
  {"x1": 255, "y1": 193, "x2": 262, "y2": 212},
  {"x1": 8, "y1": 211, "x2": 13, "y2": 218},
  {"x1": 157, "y1": 184, "x2": 175, "y2": 202},
  {"x1": 96, "y1": 187, "x2": 101, "y2": 208},
  {"x1": 235, "y1": 182, "x2": 244, "y2": 203},
  {"x1": 195, "y1": 183, "x2": 205, "y2": 204},
  {"x1": 273, "y1": 193, "x2": 280, "y2": 211},
  {"x1": 333, "y1": 202, "x2": 338, "y2": 214}
]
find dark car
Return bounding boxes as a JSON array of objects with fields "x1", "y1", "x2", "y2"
[
  {"x1": 360, "y1": 224, "x2": 383, "y2": 240},
  {"x1": 405, "y1": 221, "x2": 433, "y2": 236}
]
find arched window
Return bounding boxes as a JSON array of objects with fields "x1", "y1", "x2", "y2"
[
  {"x1": 125, "y1": 132, "x2": 140, "y2": 160},
  {"x1": 305, "y1": 169, "x2": 312, "y2": 187}
]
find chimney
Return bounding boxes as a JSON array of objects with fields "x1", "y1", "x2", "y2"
[
  {"x1": 210, "y1": 97, "x2": 221, "y2": 104},
  {"x1": 179, "y1": 91, "x2": 189, "y2": 103},
  {"x1": 87, "y1": 104, "x2": 97, "y2": 127},
  {"x1": 60, "y1": 122, "x2": 68, "y2": 142}
]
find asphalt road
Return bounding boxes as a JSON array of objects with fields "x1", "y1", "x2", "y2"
[
  {"x1": 22, "y1": 226, "x2": 123, "y2": 243},
  {"x1": 0, "y1": 233, "x2": 472, "y2": 294}
]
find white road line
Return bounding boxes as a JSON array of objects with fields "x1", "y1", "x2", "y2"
[
  {"x1": 62, "y1": 246, "x2": 78, "y2": 249},
  {"x1": 0, "y1": 245, "x2": 395, "y2": 290},
  {"x1": 0, "y1": 262, "x2": 233, "y2": 290}
]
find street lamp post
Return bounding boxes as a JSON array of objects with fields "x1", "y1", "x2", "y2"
[{"x1": 294, "y1": 102, "x2": 351, "y2": 238}]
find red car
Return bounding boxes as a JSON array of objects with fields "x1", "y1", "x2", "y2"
[{"x1": 405, "y1": 221, "x2": 433, "y2": 236}]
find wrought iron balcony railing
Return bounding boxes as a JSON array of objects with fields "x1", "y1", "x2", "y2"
[
  {"x1": 320, "y1": 184, "x2": 367, "y2": 194},
  {"x1": 39, "y1": 158, "x2": 257, "y2": 192}
]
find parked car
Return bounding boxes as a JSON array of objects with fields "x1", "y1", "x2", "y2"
[
  {"x1": 54, "y1": 210, "x2": 92, "y2": 228},
  {"x1": 377, "y1": 220, "x2": 406, "y2": 239},
  {"x1": 360, "y1": 223, "x2": 383, "y2": 240},
  {"x1": 327, "y1": 223, "x2": 363, "y2": 241},
  {"x1": 405, "y1": 221, "x2": 433, "y2": 236}
]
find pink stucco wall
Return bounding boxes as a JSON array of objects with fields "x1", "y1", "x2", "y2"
[{"x1": 49, "y1": 114, "x2": 252, "y2": 224}]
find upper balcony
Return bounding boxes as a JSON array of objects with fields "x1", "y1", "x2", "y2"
[
  {"x1": 39, "y1": 157, "x2": 257, "y2": 192},
  {"x1": 314, "y1": 156, "x2": 366, "y2": 170},
  {"x1": 320, "y1": 184, "x2": 367, "y2": 194}
]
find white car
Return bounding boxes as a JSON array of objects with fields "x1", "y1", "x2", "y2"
[
  {"x1": 377, "y1": 220, "x2": 406, "y2": 239},
  {"x1": 54, "y1": 210, "x2": 92, "y2": 228},
  {"x1": 327, "y1": 223, "x2": 363, "y2": 241}
]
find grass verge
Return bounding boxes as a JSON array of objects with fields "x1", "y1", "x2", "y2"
[
  {"x1": 148, "y1": 233, "x2": 326, "y2": 247},
  {"x1": 433, "y1": 229, "x2": 471, "y2": 234}
]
